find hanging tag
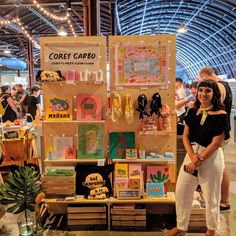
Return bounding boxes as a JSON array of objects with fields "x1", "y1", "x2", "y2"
[{"x1": 97, "y1": 159, "x2": 105, "y2": 166}]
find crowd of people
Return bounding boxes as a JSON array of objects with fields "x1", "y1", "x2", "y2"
[
  {"x1": 0, "y1": 84, "x2": 42, "y2": 123},
  {"x1": 168, "y1": 66, "x2": 232, "y2": 236}
]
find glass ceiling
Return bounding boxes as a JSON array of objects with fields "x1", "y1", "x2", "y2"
[{"x1": 116, "y1": 0, "x2": 236, "y2": 80}]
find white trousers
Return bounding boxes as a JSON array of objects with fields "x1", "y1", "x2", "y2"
[{"x1": 176, "y1": 143, "x2": 224, "y2": 231}]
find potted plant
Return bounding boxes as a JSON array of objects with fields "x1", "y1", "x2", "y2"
[{"x1": 0, "y1": 166, "x2": 41, "y2": 236}]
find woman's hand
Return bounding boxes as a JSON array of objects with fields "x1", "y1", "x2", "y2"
[
  {"x1": 190, "y1": 153, "x2": 201, "y2": 167},
  {"x1": 185, "y1": 162, "x2": 196, "y2": 174}
]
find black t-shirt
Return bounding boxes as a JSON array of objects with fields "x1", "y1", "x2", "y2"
[
  {"x1": 1, "y1": 93, "x2": 17, "y2": 122},
  {"x1": 184, "y1": 108, "x2": 228, "y2": 147},
  {"x1": 27, "y1": 95, "x2": 40, "y2": 120}
]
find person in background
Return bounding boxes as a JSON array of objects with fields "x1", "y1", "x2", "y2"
[
  {"x1": 27, "y1": 86, "x2": 42, "y2": 122},
  {"x1": 199, "y1": 66, "x2": 232, "y2": 212},
  {"x1": 15, "y1": 84, "x2": 29, "y2": 117},
  {"x1": 167, "y1": 80, "x2": 228, "y2": 236},
  {"x1": 175, "y1": 77, "x2": 186, "y2": 135},
  {"x1": 184, "y1": 83, "x2": 191, "y2": 97},
  {"x1": 0, "y1": 85, "x2": 19, "y2": 122},
  {"x1": 175, "y1": 81, "x2": 198, "y2": 110}
]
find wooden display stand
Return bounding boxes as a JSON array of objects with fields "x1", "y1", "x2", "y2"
[
  {"x1": 109, "y1": 34, "x2": 176, "y2": 227},
  {"x1": 40, "y1": 36, "x2": 110, "y2": 229},
  {"x1": 40, "y1": 34, "x2": 177, "y2": 231}
]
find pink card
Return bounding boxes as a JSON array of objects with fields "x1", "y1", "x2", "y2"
[
  {"x1": 64, "y1": 147, "x2": 77, "y2": 159},
  {"x1": 147, "y1": 165, "x2": 175, "y2": 183},
  {"x1": 129, "y1": 163, "x2": 142, "y2": 179},
  {"x1": 76, "y1": 94, "x2": 102, "y2": 120}
]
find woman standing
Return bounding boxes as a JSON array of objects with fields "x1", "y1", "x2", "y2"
[
  {"x1": 167, "y1": 80, "x2": 228, "y2": 236},
  {"x1": 0, "y1": 85, "x2": 19, "y2": 122},
  {"x1": 27, "y1": 86, "x2": 42, "y2": 122}
]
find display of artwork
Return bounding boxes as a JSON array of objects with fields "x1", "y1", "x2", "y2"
[
  {"x1": 126, "y1": 148, "x2": 138, "y2": 160},
  {"x1": 53, "y1": 136, "x2": 73, "y2": 159},
  {"x1": 45, "y1": 96, "x2": 73, "y2": 121},
  {"x1": 77, "y1": 124, "x2": 104, "y2": 159},
  {"x1": 129, "y1": 179, "x2": 141, "y2": 189},
  {"x1": 76, "y1": 94, "x2": 102, "y2": 120},
  {"x1": 115, "y1": 178, "x2": 129, "y2": 190},
  {"x1": 129, "y1": 163, "x2": 142, "y2": 179},
  {"x1": 146, "y1": 183, "x2": 164, "y2": 197},
  {"x1": 147, "y1": 165, "x2": 175, "y2": 183},
  {"x1": 115, "y1": 163, "x2": 128, "y2": 178},
  {"x1": 164, "y1": 182, "x2": 176, "y2": 193},
  {"x1": 109, "y1": 132, "x2": 135, "y2": 159},
  {"x1": 64, "y1": 147, "x2": 77, "y2": 159},
  {"x1": 115, "y1": 44, "x2": 169, "y2": 86}
]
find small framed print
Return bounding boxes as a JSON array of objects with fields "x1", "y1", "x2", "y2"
[
  {"x1": 146, "y1": 183, "x2": 164, "y2": 197},
  {"x1": 117, "y1": 189, "x2": 141, "y2": 199},
  {"x1": 126, "y1": 148, "x2": 138, "y2": 160}
]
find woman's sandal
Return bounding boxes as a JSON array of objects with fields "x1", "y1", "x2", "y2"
[{"x1": 165, "y1": 227, "x2": 186, "y2": 236}]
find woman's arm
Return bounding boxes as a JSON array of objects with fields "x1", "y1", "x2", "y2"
[
  {"x1": 6, "y1": 97, "x2": 19, "y2": 117},
  {"x1": 183, "y1": 125, "x2": 200, "y2": 172},
  {"x1": 198, "y1": 133, "x2": 225, "y2": 161},
  {"x1": 36, "y1": 103, "x2": 42, "y2": 117}
]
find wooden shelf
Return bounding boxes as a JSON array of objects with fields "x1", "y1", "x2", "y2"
[
  {"x1": 111, "y1": 158, "x2": 175, "y2": 164},
  {"x1": 139, "y1": 130, "x2": 175, "y2": 136},
  {"x1": 44, "y1": 198, "x2": 109, "y2": 204},
  {"x1": 43, "y1": 120, "x2": 106, "y2": 124},
  {"x1": 41, "y1": 81, "x2": 105, "y2": 85},
  {"x1": 44, "y1": 196, "x2": 175, "y2": 204},
  {"x1": 111, "y1": 196, "x2": 175, "y2": 204},
  {"x1": 44, "y1": 158, "x2": 106, "y2": 164}
]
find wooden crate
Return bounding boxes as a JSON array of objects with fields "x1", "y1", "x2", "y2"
[
  {"x1": 41, "y1": 173, "x2": 76, "y2": 196},
  {"x1": 67, "y1": 205, "x2": 107, "y2": 227},
  {"x1": 111, "y1": 208, "x2": 146, "y2": 230}
]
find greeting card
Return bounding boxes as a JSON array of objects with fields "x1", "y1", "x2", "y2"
[
  {"x1": 115, "y1": 163, "x2": 128, "y2": 178},
  {"x1": 115, "y1": 178, "x2": 129, "y2": 190},
  {"x1": 76, "y1": 94, "x2": 102, "y2": 120},
  {"x1": 146, "y1": 183, "x2": 164, "y2": 197},
  {"x1": 126, "y1": 148, "x2": 138, "y2": 160},
  {"x1": 77, "y1": 124, "x2": 104, "y2": 159},
  {"x1": 53, "y1": 136, "x2": 73, "y2": 159},
  {"x1": 64, "y1": 147, "x2": 77, "y2": 159},
  {"x1": 164, "y1": 182, "x2": 176, "y2": 193},
  {"x1": 129, "y1": 163, "x2": 142, "y2": 179},
  {"x1": 147, "y1": 165, "x2": 175, "y2": 183},
  {"x1": 45, "y1": 96, "x2": 73, "y2": 121},
  {"x1": 109, "y1": 132, "x2": 135, "y2": 159},
  {"x1": 129, "y1": 179, "x2": 141, "y2": 189}
]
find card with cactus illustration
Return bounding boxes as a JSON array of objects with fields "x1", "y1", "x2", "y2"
[
  {"x1": 147, "y1": 165, "x2": 174, "y2": 183},
  {"x1": 126, "y1": 148, "x2": 138, "y2": 160}
]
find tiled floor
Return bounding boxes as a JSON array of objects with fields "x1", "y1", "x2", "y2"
[{"x1": 0, "y1": 142, "x2": 235, "y2": 236}]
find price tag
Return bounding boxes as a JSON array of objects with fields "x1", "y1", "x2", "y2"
[
  {"x1": 116, "y1": 87, "x2": 123, "y2": 91},
  {"x1": 167, "y1": 192, "x2": 175, "y2": 198},
  {"x1": 65, "y1": 80, "x2": 75, "y2": 85},
  {"x1": 140, "y1": 86, "x2": 148, "y2": 90},
  {"x1": 97, "y1": 159, "x2": 105, "y2": 166},
  {"x1": 160, "y1": 84, "x2": 168, "y2": 90}
]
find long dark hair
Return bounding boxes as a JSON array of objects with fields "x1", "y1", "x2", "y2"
[{"x1": 195, "y1": 79, "x2": 225, "y2": 111}]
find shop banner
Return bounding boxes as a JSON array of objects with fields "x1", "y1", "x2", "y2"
[{"x1": 43, "y1": 43, "x2": 100, "y2": 73}]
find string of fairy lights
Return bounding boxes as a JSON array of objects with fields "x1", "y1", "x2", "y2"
[
  {"x1": 33, "y1": 0, "x2": 77, "y2": 37},
  {"x1": 0, "y1": 0, "x2": 77, "y2": 49}
]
